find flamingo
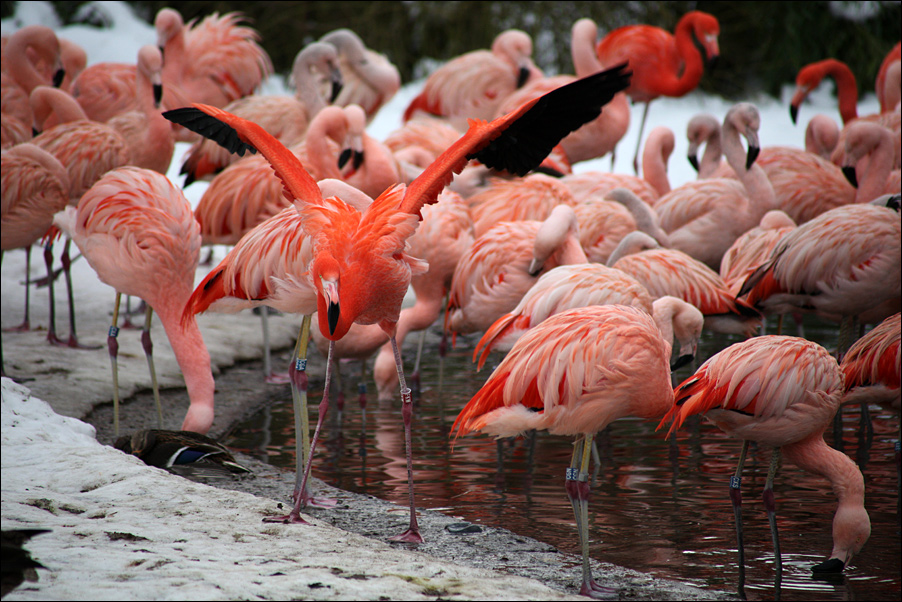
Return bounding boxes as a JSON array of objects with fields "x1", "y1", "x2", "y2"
[
  {"x1": 1, "y1": 143, "x2": 69, "y2": 372},
  {"x1": 472, "y1": 263, "x2": 655, "y2": 368},
  {"x1": 402, "y1": 29, "x2": 543, "y2": 127},
  {"x1": 789, "y1": 57, "x2": 901, "y2": 168},
  {"x1": 28, "y1": 85, "x2": 130, "y2": 348},
  {"x1": 687, "y1": 109, "x2": 856, "y2": 225},
  {"x1": 660, "y1": 335, "x2": 871, "y2": 596},
  {"x1": 453, "y1": 300, "x2": 703, "y2": 597},
  {"x1": 104, "y1": 46, "x2": 174, "y2": 175},
  {"x1": 607, "y1": 231, "x2": 763, "y2": 337},
  {"x1": 840, "y1": 312, "x2": 901, "y2": 411},
  {"x1": 804, "y1": 114, "x2": 841, "y2": 160},
  {"x1": 53, "y1": 166, "x2": 215, "y2": 437},
  {"x1": 179, "y1": 42, "x2": 342, "y2": 184},
  {"x1": 165, "y1": 63, "x2": 633, "y2": 542},
  {"x1": 492, "y1": 18, "x2": 631, "y2": 168},
  {"x1": 738, "y1": 202, "x2": 901, "y2": 331},
  {"x1": 719, "y1": 210, "x2": 796, "y2": 297},
  {"x1": 840, "y1": 120, "x2": 901, "y2": 204},
  {"x1": 1, "y1": 25, "x2": 64, "y2": 129},
  {"x1": 597, "y1": 10, "x2": 720, "y2": 173},
  {"x1": 319, "y1": 28, "x2": 401, "y2": 123},
  {"x1": 445, "y1": 204, "x2": 588, "y2": 338},
  {"x1": 654, "y1": 103, "x2": 778, "y2": 271}
]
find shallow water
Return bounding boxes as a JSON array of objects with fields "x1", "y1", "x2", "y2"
[{"x1": 225, "y1": 316, "x2": 901, "y2": 601}]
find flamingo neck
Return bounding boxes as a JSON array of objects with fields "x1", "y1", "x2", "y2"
[
  {"x1": 783, "y1": 432, "x2": 870, "y2": 564},
  {"x1": 153, "y1": 301, "x2": 215, "y2": 435},
  {"x1": 664, "y1": 17, "x2": 708, "y2": 97},
  {"x1": 821, "y1": 60, "x2": 859, "y2": 124},
  {"x1": 642, "y1": 127, "x2": 674, "y2": 196},
  {"x1": 853, "y1": 131, "x2": 895, "y2": 204}
]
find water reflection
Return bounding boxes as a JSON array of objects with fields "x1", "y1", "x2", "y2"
[{"x1": 225, "y1": 316, "x2": 900, "y2": 602}]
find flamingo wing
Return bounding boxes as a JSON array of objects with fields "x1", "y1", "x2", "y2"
[
  {"x1": 163, "y1": 104, "x2": 323, "y2": 209},
  {"x1": 401, "y1": 63, "x2": 631, "y2": 216}
]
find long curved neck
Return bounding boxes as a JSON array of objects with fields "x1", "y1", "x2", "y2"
[
  {"x1": 783, "y1": 432, "x2": 870, "y2": 564},
  {"x1": 820, "y1": 60, "x2": 859, "y2": 124},
  {"x1": 853, "y1": 130, "x2": 895, "y2": 204},
  {"x1": 7, "y1": 29, "x2": 54, "y2": 93},
  {"x1": 153, "y1": 299, "x2": 215, "y2": 435},
  {"x1": 571, "y1": 19, "x2": 603, "y2": 77},
  {"x1": 665, "y1": 16, "x2": 708, "y2": 96},
  {"x1": 722, "y1": 118, "x2": 776, "y2": 217},
  {"x1": 304, "y1": 110, "x2": 347, "y2": 180},
  {"x1": 642, "y1": 126, "x2": 673, "y2": 195},
  {"x1": 31, "y1": 86, "x2": 87, "y2": 130}
]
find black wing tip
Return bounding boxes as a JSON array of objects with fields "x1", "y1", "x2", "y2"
[{"x1": 163, "y1": 107, "x2": 258, "y2": 158}]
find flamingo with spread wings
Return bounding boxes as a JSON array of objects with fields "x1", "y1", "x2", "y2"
[{"x1": 165, "y1": 63, "x2": 632, "y2": 543}]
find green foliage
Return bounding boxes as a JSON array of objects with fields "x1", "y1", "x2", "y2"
[{"x1": 4, "y1": 1, "x2": 899, "y2": 100}]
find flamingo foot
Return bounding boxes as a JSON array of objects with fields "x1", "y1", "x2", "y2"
[
  {"x1": 264, "y1": 371, "x2": 291, "y2": 385},
  {"x1": 388, "y1": 527, "x2": 424, "y2": 544},
  {"x1": 3, "y1": 319, "x2": 30, "y2": 333},
  {"x1": 580, "y1": 578, "x2": 618, "y2": 599},
  {"x1": 65, "y1": 334, "x2": 102, "y2": 350},
  {"x1": 262, "y1": 511, "x2": 312, "y2": 525},
  {"x1": 292, "y1": 487, "x2": 338, "y2": 509}
]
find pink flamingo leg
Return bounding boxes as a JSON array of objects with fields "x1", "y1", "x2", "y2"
[
  {"x1": 730, "y1": 440, "x2": 750, "y2": 599},
  {"x1": 3, "y1": 247, "x2": 32, "y2": 332},
  {"x1": 387, "y1": 335, "x2": 424, "y2": 544},
  {"x1": 265, "y1": 338, "x2": 336, "y2": 524}
]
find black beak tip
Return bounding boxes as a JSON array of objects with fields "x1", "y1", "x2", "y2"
[
  {"x1": 52, "y1": 68, "x2": 65, "y2": 88},
  {"x1": 330, "y1": 80, "x2": 343, "y2": 104},
  {"x1": 327, "y1": 301, "x2": 340, "y2": 336},
  {"x1": 811, "y1": 557, "x2": 846, "y2": 575},
  {"x1": 338, "y1": 148, "x2": 352, "y2": 169},
  {"x1": 842, "y1": 165, "x2": 858, "y2": 188},
  {"x1": 746, "y1": 145, "x2": 760, "y2": 170},
  {"x1": 789, "y1": 105, "x2": 799, "y2": 125},
  {"x1": 517, "y1": 66, "x2": 530, "y2": 89},
  {"x1": 153, "y1": 83, "x2": 163, "y2": 107},
  {"x1": 353, "y1": 150, "x2": 364, "y2": 170},
  {"x1": 688, "y1": 154, "x2": 700, "y2": 172},
  {"x1": 670, "y1": 354, "x2": 694, "y2": 371}
]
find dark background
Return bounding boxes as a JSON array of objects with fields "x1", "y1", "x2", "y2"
[{"x1": 3, "y1": 1, "x2": 900, "y2": 99}]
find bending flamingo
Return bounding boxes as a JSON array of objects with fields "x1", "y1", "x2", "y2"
[
  {"x1": 53, "y1": 166, "x2": 215, "y2": 437},
  {"x1": 660, "y1": 335, "x2": 871, "y2": 596},
  {"x1": 840, "y1": 312, "x2": 901, "y2": 411},
  {"x1": 454, "y1": 300, "x2": 703, "y2": 597},
  {"x1": 597, "y1": 10, "x2": 720, "y2": 173},
  {"x1": 166, "y1": 63, "x2": 633, "y2": 543}
]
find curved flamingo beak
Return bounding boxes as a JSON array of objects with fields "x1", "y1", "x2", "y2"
[
  {"x1": 153, "y1": 83, "x2": 163, "y2": 107},
  {"x1": 329, "y1": 69, "x2": 344, "y2": 103},
  {"x1": 321, "y1": 278, "x2": 340, "y2": 336},
  {"x1": 789, "y1": 104, "x2": 799, "y2": 125},
  {"x1": 671, "y1": 353, "x2": 695, "y2": 371},
  {"x1": 746, "y1": 145, "x2": 760, "y2": 170},
  {"x1": 517, "y1": 66, "x2": 530, "y2": 88},
  {"x1": 842, "y1": 166, "x2": 858, "y2": 188},
  {"x1": 688, "y1": 153, "x2": 700, "y2": 172},
  {"x1": 52, "y1": 68, "x2": 65, "y2": 88}
]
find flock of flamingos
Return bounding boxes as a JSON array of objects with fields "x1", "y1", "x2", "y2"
[{"x1": 2, "y1": 6, "x2": 900, "y2": 599}]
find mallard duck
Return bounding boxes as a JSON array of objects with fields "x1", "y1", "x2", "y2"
[{"x1": 114, "y1": 429, "x2": 251, "y2": 478}]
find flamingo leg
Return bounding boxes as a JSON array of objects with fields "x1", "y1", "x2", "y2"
[
  {"x1": 567, "y1": 434, "x2": 616, "y2": 598},
  {"x1": 265, "y1": 336, "x2": 336, "y2": 524},
  {"x1": 409, "y1": 329, "x2": 426, "y2": 398},
  {"x1": 763, "y1": 448, "x2": 782, "y2": 599},
  {"x1": 357, "y1": 359, "x2": 368, "y2": 459},
  {"x1": 44, "y1": 242, "x2": 64, "y2": 346},
  {"x1": 3, "y1": 247, "x2": 32, "y2": 332},
  {"x1": 59, "y1": 238, "x2": 98, "y2": 349},
  {"x1": 387, "y1": 335, "x2": 424, "y2": 543},
  {"x1": 140, "y1": 305, "x2": 163, "y2": 429},
  {"x1": 108, "y1": 293, "x2": 122, "y2": 437},
  {"x1": 631, "y1": 101, "x2": 652, "y2": 175},
  {"x1": 731, "y1": 439, "x2": 750, "y2": 599}
]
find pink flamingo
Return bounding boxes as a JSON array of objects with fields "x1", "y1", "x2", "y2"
[
  {"x1": 28, "y1": 85, "x2": 130, "y2": 348},
  {"x1": 472, "y1": 263, "x2": 655, "y2": 367},
  {"x1": 2, "y1": 25, "x2": 64, "y2": 128},
  {"x1": 104, "y1": 46, "x2": 174, "y2": 175},
  {"x1": 739, "y1": 202, "x2": 901, "y2": 331},
  {"x1": 804, "y1": 114, "x2": 841, "y2": 160},
  {"x1": 597, "y1": 10, "x2": 720, "y2": 173},
  {"x1": 179, "y1": 42, "x2": 342, "y2": 184},
  {"x1": 319, "y1": 28, "x2": 401, "y2": 123},
  {"x1": 454, "y1": 300, "x2": 703, "y2": 597},
  {"x1": 445, "y1": 204, "x2": 588, "y2": 338},
  {"x1": 403, "y1": 29, "x2": 543, "y2": 126},
  {"x1": 688, "y1": 110, "x2": 856, "y2": 225},
  {"x1": 841, "y1": 312, "x2": 901, "y2": 411},
  {"x1": 719, "y1": 210, "x2": 796, "y2": 297},
  {"x1": 493, "y1": 18, "x2": 631, "y2": 167},
  {"x1": 660, "y1": 335, "x2": 871, "y2": 595},
  {"x1": 53, "y1": 166, "x2": 215, "y2": 437},
  {"x1": 153, "y1": 9, "x2": 272, "y2": 111},
  {"x1": 654, "y1": 103, "x2": 777, "y2": 270},
  {"x1": 607, "y1": 231, "x2": 763, "y2": 336},
  {"x1": 166, "y1": 64, "x2": 633, "y2": 542},
  {"x1": 840, "y1": 120, "x2": 901, "y2": 203},
  {"x1": 373, "y1": 190, "x2": 475, "y2": 401},
  {"x1": 1, "y1": 143, "x2": 69, "y2": 369}
]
